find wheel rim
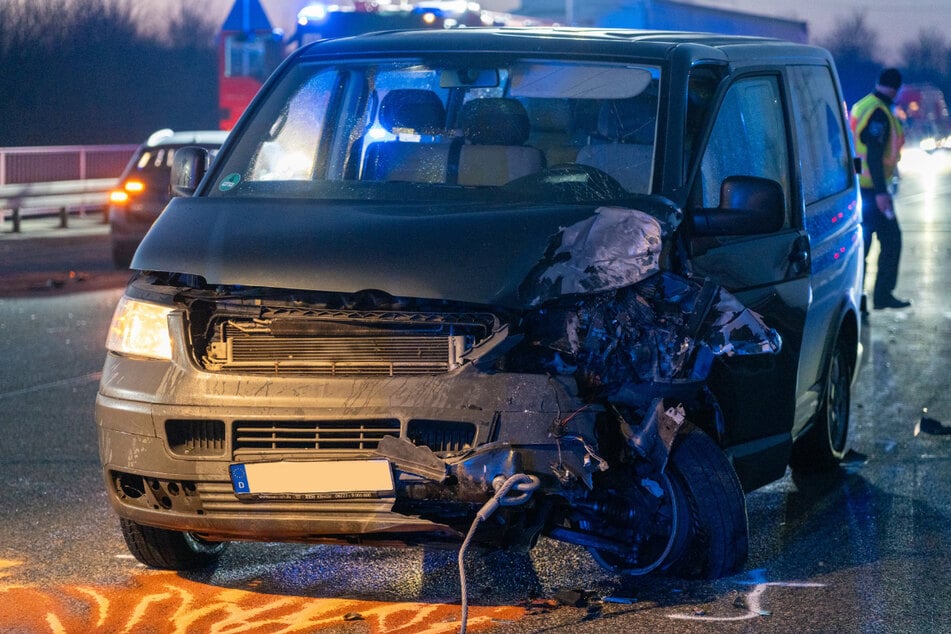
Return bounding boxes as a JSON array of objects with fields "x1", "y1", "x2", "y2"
[
  {"x1": 588, "y1": 471, "x2": 685, "y2": 576},
  {"x1": 826, "y1": 350, "x2": 850, "y2": 454}
]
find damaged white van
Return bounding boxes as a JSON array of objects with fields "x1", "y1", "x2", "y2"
[{"x1": 97, "y1": 28, "x2": 863, "y2": 579}]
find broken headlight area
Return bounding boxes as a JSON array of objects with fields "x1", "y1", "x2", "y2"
[{"x1": 509, "y1": 270, "x2": 782, "y2": 406}]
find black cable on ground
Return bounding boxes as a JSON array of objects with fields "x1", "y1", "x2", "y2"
[{"x1": 457, "y1": 473, "x2": 540, "y2": 634}]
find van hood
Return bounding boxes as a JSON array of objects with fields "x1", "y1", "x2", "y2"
[{"x1": 133, "y1": 197, "x2": 665, "y2": 309}]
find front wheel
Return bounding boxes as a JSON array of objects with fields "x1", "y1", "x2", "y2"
[
  {"x1": 661, "y1": 425, "x2": 749, "y2": 579},
  {"x1": 119, "y1": 518, "x2": 227, "y2": 570},
  {"x1": 588, "y1": 425, "x2": 748, "y2": 579}
]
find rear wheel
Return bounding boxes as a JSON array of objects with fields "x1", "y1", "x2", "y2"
[
  {"x1": 119, "y1": 518, "x2": 227, "y2": 570},
  {"x1": 791, "y1": 337, "x2": 851, "y2": 472}
]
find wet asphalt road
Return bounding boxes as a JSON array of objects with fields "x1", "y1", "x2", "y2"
[{"x1": 0, "y1": 152, "x2": 949, "y2": 633}]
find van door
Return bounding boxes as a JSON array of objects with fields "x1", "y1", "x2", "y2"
[
  {"x1": 686, "y1": 73, "x2": 810, "y2": 491},
  {"x1": 786, "y1": 64, "x2": 862, "y2": 435}
]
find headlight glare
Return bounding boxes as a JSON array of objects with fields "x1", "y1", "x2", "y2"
[{"x1": 106, "y1": 296, "x2": 174, "y2": 360}]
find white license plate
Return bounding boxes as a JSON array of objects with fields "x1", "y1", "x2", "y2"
[{"x1": 229, "y1": 459, "x2": 394, "y2": 500}]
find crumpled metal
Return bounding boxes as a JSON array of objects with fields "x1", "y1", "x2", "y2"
[
  {"x1": 542, "y1": 271, "x2": 782, "y2": 399},
  {"x1": 522, "y1": 206, "x2": 665, "y2": 305},
  {"x1": 703, "y1": 288, "x2": 783, "y2": 357}
]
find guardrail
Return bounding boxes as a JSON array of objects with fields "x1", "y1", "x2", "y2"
[
  {"x1": 0, "y1": 179, "x2": 118, "y2": 232},
  {"x1": 1, "y1": 144, "x2": 136, "y2": 233}
]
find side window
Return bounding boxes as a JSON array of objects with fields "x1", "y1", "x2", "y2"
[
  {"x1": 700, "y1": 76, "x2": 790, "y2": 219},
  {"x1": 787, "y1": 65, "x2": 851, "y2": 204}
]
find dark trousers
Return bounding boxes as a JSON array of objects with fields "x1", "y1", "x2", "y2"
[{"x1": 861, "y1": 188, "x2": 903, "y2": 303}]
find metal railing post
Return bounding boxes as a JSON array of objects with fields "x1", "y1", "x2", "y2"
[{"x1": 78, "y1": 148, "x2": 87, "y2": 215}]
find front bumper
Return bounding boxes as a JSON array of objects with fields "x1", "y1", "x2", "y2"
[{"x1": 96, "y1": 314, "x2": 591, "y2": 542}]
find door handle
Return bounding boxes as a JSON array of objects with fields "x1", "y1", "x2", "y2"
[{"x1": 790, "y1": 250, "x2": 809, "y2": 263}]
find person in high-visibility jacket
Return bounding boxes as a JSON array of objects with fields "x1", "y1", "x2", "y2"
[{"x1": 850, "y1": 67, "x2": 910, "y2": 310}]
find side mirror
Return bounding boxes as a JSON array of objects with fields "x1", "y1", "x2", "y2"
[
  {"x1": 853, "y1": 156, "x2": 862, "y2": 176},
  {"x1": 689, "y1": 175, "x2": 785, "y2": 236},
  {"x1": 171, "y1": 146, "x2": 211, "y2": 197}
]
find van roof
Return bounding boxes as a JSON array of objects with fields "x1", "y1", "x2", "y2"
[{"x1": 297, "y1": 26, "x2": 831, "y2": 66}]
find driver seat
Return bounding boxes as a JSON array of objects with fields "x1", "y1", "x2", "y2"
[{"x1": 576, "y1": 96, "x2": 656, "y2": 194}]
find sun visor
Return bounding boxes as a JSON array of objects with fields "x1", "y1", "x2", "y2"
[{"x1": 509, "y1": 63, "x2": 654, "y2": 99}]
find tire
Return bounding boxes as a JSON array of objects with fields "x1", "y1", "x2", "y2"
[
  {"x1": 662, "y1": 425, "x2": 749, "y2": 579},
  {"x1": 587, "y1": 424, "x2": 748, "y2": 579},
  {"x1": 119, "y1": 518, "x2": 227, "y2": 570},
  {"x1": 791, "y1": 337, "x2": 851, "y2": 472}
]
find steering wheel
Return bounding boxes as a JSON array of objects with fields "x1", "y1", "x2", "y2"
[{"x1": 506, "y1": 163, "x2": 627, "y2": 201}]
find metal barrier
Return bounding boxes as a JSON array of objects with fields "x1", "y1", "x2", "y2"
[{"x1": 1, "y1": 144, "x2": 136, "y2": 232}]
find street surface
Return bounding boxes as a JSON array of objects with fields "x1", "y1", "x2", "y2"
[{"x1": 1, "y1": 151, "x2": 949, "y2": 632}]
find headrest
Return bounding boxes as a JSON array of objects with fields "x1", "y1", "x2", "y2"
[
  {"x1": 597, "y1": 96, "x2": 657, "y2": 144},
  {"x1": 379, "y1": 89, "x2": 446, "y2": 134},
  {"x1": 522, "y1": 98, "x2": 571, "y2": 132},
  {"x1": 460, "y1": 98, "x2": 530, "y2": 145}
]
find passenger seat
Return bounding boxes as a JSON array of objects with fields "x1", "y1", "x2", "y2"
[
  {"x1": 362, "y1": 89, "x2": 451, "y2": 183},
  {"x1": 521, "y1": 98, "x2": 579, "y2": 166}
]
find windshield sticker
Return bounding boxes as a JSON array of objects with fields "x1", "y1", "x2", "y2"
[{"x1": 219, "y1": 173, "x2": 241, "y2": 191}]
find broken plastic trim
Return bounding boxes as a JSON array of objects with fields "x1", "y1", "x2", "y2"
[{"x1": 618, "y1": 399, "x2": 687, "y2": 472}]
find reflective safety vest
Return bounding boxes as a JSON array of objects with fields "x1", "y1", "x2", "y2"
[{"x1": 850, "y1": 93, "x2": 904, "y2": 190}]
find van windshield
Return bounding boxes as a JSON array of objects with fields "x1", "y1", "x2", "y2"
[{"x1": 210, "y1": 57, "x2": 661, "y2": 204}]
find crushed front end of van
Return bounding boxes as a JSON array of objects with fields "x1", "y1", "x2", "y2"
[{"x1": 97, "y1": 28, "x2": 860, "y2": 580}]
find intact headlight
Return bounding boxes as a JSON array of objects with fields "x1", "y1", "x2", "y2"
[{"x1": 105, "y1": 296, "x2": 174, "y2": 360}]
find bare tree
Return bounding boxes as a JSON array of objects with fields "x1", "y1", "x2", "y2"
[
  {"x1": 816, "y1": 13, "x2": 879, "y2": 63},
  {"x1": 0, "y1": 0, "x2": 67, "y2": 54},
  {"x1": 0, "y1": 0, "x2": 217, "y2": 145},
  {"x1": 899, "y1": 29, "x2": 948, "y2": 85},
  {"x1": 167, "y1": 1, "x2": 218, "y2": 50},
  {"x1": 815, "y1": 13, "x2": 884, "y2": 105}
]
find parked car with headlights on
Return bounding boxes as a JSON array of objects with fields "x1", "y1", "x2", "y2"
[{"x1": 108, "y1": 128, "x2": 228, "y2": 268}]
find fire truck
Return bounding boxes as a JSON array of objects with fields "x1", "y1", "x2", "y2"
[{"x1": 218, "y1": 1, "x2": 535, "y2": 130}]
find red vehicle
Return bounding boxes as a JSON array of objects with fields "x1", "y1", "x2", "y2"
[
  {"x1": 895, "y1": 83, "x2": 951, "y2": 151},
  {"x1": 218, "y1": 1, "x2": 525, "y2": 131},
  {"x1": 217, "y1": 0, "x2": 283, "y2": 131}
]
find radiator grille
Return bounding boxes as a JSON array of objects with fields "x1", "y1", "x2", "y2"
[
  {"x1": 233, "y1": 419, "x2": 401, "y2": 458},
  {"x1": 221, "y1": 334, "x2": 462, "y2": 375},
  {"x1": 407, "y1": 420, "x2": 476, "y2": 453},
  {"x1": 194, "y1": 308, "x2": 499, "y2": 377},
  {"x1": 165, "y1": 419, "x2": 226, "y2": 456}
]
